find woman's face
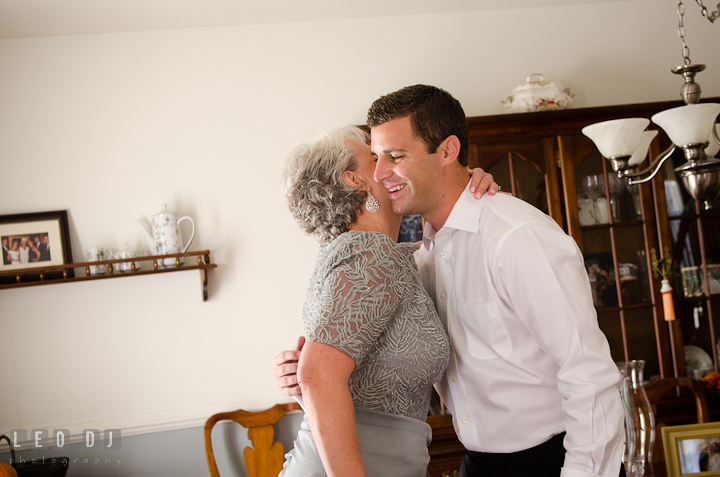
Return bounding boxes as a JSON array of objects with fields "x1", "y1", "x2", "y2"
[
  {"x1": 347, "y1": 140, "x2": 398, "y2": 218},
  {"x1": 12, "y1": 241, "x2": 18, "y2": 250}
]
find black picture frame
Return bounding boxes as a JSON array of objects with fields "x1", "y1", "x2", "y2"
[{"x1": 0, "y1": 210, "x2": 74, "y2": 284}]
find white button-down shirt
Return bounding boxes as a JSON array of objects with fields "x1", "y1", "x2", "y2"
[{"x1": 415, "y1": 184, "x2": 624, "y2": 477}]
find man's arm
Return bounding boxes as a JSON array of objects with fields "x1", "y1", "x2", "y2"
[
  {"x1": 497, "y1": 224, "x2": 624, "y2": 477},
  {"x1": 273, "y1": 336, "x2": 304, "y2": 396}
]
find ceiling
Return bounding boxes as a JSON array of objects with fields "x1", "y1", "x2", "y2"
[{"x1": 0, "y1": 0, "x2": 636, "y2": 39}]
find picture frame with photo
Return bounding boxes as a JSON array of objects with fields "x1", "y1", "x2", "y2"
[
  {"x1": 682, "y1": 265, "x2": 720, "y2": 298},
  {"x1": 662, "y1": 422, "x2": 720, "y2": 477},
  {"x1": 682, "y1": 266, "x2": 705, "y2": 298},
  {"x1": 709, "y1": 265, "x2": 720, "y2": 295},
  {"x1": 584, "y1": 252, "x2": 618, "y2": 308},
  {"x1": 0, "y1": 210, "x2": 74, "y2": 284}
]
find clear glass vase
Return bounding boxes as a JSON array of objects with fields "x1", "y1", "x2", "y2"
[
  {"x1": 618, "y1": 360, "x2": 656, "y2": 477},
  {"x1": 619, "y1": 368, "x2": 637, "y2": 475}
]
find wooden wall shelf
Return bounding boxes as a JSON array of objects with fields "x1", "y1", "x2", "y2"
[{"x1": 0, "y1": 250, "x2": 217, "y2": 301}]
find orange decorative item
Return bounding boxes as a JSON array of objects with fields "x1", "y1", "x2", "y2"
[
  {"x1": 0, "y1": 435, "x2": 16, "y2": 477},
  {"x1": 701, "y1": 371, "x2": 720, "y2": 395},
  {"x1": 661, "y1": 279, "x2": 676, "y2": 321},
  {"x1": 651, "y1": 249, "x2": 675, "y2": 322},
  {"x1": 0, "y1": 464, "x2": 18, "y2": 477}
]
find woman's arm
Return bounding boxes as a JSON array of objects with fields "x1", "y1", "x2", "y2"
[{"x1": 297, "y1": 340, "x2": 367, "y2": 477}]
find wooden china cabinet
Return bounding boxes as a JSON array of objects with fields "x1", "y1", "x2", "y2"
[{"x1": 426, "y1": 97, "x2": 720, "y2": 477}]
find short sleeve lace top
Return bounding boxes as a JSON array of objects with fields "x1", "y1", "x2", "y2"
[{"x1": 303, "y1": 231, "x2": 450, "y2": 421}]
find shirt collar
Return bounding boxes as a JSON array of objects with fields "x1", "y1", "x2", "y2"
[{"x1": 422, "y1": 179, "x2": 482, "y2": 250}]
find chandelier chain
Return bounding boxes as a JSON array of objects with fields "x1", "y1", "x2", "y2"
[
  {"x1": 677, "y1": 0, "x2": 692, "y2": 65},
  {"x1": 694, "y1": 0, "x2": 720, "y2": 22}
]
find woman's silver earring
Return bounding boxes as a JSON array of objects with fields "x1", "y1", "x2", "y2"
[{"x1": 365, "y1": 192, "x2": 380, "y2": 213}]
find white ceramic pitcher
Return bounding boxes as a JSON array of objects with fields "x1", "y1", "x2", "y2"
[{"x1": 138, "y1": 204, "x2": 195, "y2": 267}]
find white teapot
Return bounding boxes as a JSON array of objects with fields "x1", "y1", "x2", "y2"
[{"x1": 137, "y1": 204, "x2": 195, "y2": 267}]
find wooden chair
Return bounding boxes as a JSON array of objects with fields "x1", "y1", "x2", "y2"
[
  {"x1": 204, "y1": 402, "x2": 301, "y2": 477},
  {"x1": 644, "y1": 377, "x2": 709, "y2": 476}
]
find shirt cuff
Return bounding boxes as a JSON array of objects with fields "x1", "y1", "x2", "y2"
[{"x1": 560, "y1": 468, "x2": 607, "y2": 477}]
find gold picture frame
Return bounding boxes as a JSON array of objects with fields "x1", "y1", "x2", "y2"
[{"x1": 662, "y1": 422, "x2": 720, "y2": 477}]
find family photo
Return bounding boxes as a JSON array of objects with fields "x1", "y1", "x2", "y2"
[
  {"x1": 1, "y1": 233, "x2": 51, "y2": 266},
  {"x1": 679, "y1": 436, "x2": 720, "y2": 474}
]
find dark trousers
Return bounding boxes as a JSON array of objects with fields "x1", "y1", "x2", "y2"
[{"x1": 459, "y1": 433, "x2": 626, "y2": 477}]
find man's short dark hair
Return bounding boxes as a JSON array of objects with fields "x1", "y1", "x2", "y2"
[{"x1": 366, "y1": 84, "x2": 469, "y2": 167}]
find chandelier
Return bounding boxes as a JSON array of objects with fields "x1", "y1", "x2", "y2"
[{"x1": 582, "y1": 0, "x2": 720, "y2": 210}]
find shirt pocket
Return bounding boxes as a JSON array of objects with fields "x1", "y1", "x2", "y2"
[{"x1": 457, "y1": 302, "x2": 512, "y2": 360}]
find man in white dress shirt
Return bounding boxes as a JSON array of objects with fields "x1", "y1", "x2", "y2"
[
  {"x1": 366, "y1": 84, "x2": 624, "y2": 477},
  {"x1": 276, "y1": 84, "x2": 624, "y2": 477}
]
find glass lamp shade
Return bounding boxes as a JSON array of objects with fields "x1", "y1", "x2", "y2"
[
  {"x1": 651, "y1": 103, "x2": 720, "y2": 147},
  {"x1": 705, "y1": 124, "x2": 720, "y2": 158},
  {"x1": 629, "y1": 130, "x2": 659, "y2": 166},
  {"x1": 582, "y1": 118, "x2": 650, "y2": 159}
]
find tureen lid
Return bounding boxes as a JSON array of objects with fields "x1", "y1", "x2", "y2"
[
  {"x1": 511, "y1": 74, "x2": 566, "y2": 93},
  {"x1": 155, "y1": 203, "x2": 172, "y2": 215}
]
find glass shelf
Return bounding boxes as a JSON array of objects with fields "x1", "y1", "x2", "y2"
[{"x1": 579, "y1": 219, "x2": 644, "y2": 231}]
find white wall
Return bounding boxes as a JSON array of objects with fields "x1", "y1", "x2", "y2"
[{"x1": 1, "y1": 0, "x2": 718, "y2": 443}]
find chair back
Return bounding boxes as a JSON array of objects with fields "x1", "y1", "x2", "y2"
[
  {"x1": 644, "y1": 377, "x2": 709, "y2": 475},
  {"x1": 204, "y1": 402, "x2": 301, "y2": 477}
]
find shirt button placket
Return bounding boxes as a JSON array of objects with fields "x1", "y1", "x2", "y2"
[{"x1": 437, "y1": 246, "x2": 449, "y2": 303}]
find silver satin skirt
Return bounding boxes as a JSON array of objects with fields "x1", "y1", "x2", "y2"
[{"x1": 279, "y1": 406, "x2": 432, "y2": 477}]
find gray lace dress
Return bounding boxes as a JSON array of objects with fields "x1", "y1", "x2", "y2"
[{"x1": 280, "y1": 231, "x2": 450, "y2": 477}]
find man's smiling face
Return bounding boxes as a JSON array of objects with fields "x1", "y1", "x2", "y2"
[{"x1": 371, "y1": 115, "x2": 444, "y2": 218}]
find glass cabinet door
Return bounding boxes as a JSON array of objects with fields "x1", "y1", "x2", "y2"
[
  {"x1": 559, "y1": 133, "x2": 670, "y2": 380},
  {"x1": 461, "y1": 98, "x2": 720, "y2": 385},
  {"x1": 486, "y1": 153, "x2": 549, "y2": 215},
  {"x1": 468, "y1": 138, "x2": 563, "y2": 229},
  {"x1": 656, "y1": 149, "x2": 720, "y2": 378}
]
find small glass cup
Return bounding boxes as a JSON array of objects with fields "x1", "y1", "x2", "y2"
[{"x1": 85, "y1": 248, "x2": 108, "y2": 275}]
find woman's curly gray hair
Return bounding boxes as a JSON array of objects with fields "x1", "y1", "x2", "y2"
[{"x1": 281, "y1": 126, "x2": 370, "y2": 244}]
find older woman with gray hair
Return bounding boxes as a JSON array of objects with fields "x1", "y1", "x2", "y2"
[{"x1": 278, "y1": 126, "x2": 496, "y2": 477}]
